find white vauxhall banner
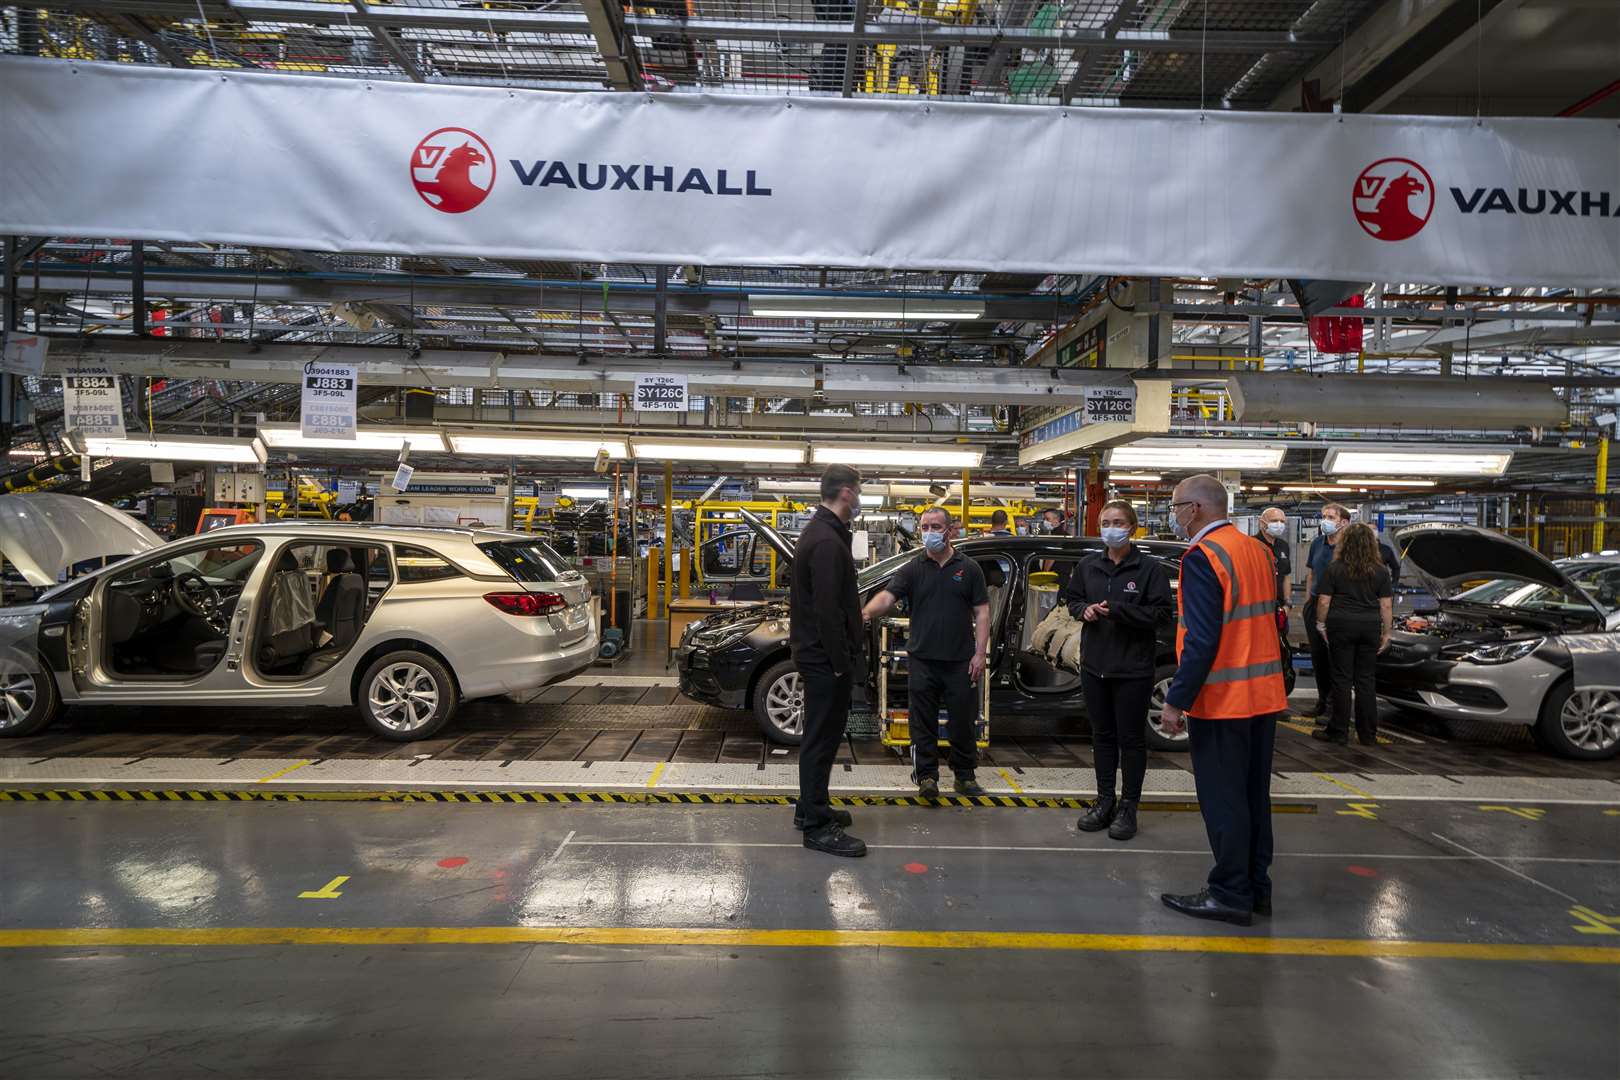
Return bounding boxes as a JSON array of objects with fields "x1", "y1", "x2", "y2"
[
  {"x1": 299, "y1": 361, "x2": 358, "y2": 441},
  {"x1": 2, "y1": 58, "x2": 1617, "y2": 286}
]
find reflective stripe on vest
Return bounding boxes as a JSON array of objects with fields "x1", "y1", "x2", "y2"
[{"x1": 1176, "y1": 526, "x2": 1289, "y2": 719}]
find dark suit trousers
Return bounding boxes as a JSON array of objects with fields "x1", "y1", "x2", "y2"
[
  {"x1": 1188, "y1": 714, "x2": 1277, "y2": 910},
  {"x1": 797, "y1": 665, "x2": 853, "y2": 829}
]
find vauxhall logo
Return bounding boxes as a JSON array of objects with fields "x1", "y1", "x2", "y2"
[
  {"x1": 411, "y1": 127, "x2": 770, "y2": 214},
  {"x1": 1352, "y1": 155, "x2": 1618, "y2": 241}
]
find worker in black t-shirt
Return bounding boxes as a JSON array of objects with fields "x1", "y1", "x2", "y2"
[
  {"x1": 863, "y1": 507, "x2": 991, "y2": 799},
  {"x1": 1312, "y1": 523, "x2": 1394, "y2": 747}
]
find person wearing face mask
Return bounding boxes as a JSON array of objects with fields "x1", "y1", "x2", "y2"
[
  {"x1": 1060, "y1": 500, "x2": 1174, "y2": 840},
  {"x1": 1301, "y1": 503, "x2": 1352, "y2": 721},
  {"x1": 1253, "y1": 507, "x2": 1293, "y2": 617},
  {"x1": 790, "y1": 464, "x2": 868, "y2": 857},
  {"x1": 863, "y1": 507, "x2": 991, "y2": 799}
]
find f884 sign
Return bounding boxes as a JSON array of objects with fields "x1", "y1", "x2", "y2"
[
  {"x1": 634, "y1": 373, "x2": 688, "y2": 413},
  {"x1": 300, "y1": 361, "x2": 358, "y2": 441}
]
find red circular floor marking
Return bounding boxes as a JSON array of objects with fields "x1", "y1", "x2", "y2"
[
  {"x1": 903, "y1": 862, "x2": 929, "y2": 874},
  {"x1": 437, "y1": 857, "x2": 469, "y2": 869},
  {"x1": 1347, "y1": 865, "x2": 1378, "y2": 877}
]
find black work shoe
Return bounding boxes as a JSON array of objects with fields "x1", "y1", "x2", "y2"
[
  {"x1": 803, "y1": 823, "x2": 867, "y2": 858},
  {"x1": 1077, "y1": 796, "x2": 1117, "y2": 832},
  {"x1": 1357, "y1": 732, "x2": 1380, "y2": 747},
  {"x1": 954, "y1": 776, "x2": 986, "y2": 797},
  {"x1": 1253, "y1": 894, "x2": 1272, "y2": 917},
  {"x1": 1302, "y1": 699, "x2": 1328, "y2": 718},
  {"x1": 1107, "y1": 799, "x2": 1139, "y2": 841},
  {"x1": 793, "y1": 808, "x2": 853, "y2": 831},
  {"x1": 1161, "y1": 889, "x2": 1253, "y2": 926},
  {"x1": 917, "y1": 775, "x2": 940, "y2": 799},
  {"x1": 1311, "y1": 728, "x2": 1349, "y2": 746}
]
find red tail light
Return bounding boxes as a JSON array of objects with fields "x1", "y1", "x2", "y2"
[{"x1": 484, "y1": 591, "x2": 567, "y2": 616}]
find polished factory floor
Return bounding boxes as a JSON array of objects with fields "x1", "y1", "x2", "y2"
[{"x1": 3, "y1": 796, "x2": 1617, "y2": 1078}]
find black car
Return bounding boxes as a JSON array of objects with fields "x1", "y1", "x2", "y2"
[{"x1": 676, "y1": 512, "x2": 1296, "y2": 750}]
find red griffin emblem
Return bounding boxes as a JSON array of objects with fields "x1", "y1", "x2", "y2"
[
  {"x1": 411, "y1": 128, "x2": 496, "y2": 214},
  {"x1": 1352, "y1": 158, "x2": 1435, "y2": 242}
]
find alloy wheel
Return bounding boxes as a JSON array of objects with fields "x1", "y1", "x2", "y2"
[
  {"x1": 1560, "y1": 689, "x2": 1620, "y2": 752},
  {"x1": 368, "y1": 662, "x2": 441, "y2": 732},
  {"x1": 0, "y1": 670, "x2": 36, "y2": 730},
  {"x1": 765, "y1": 671, "x2": 804, "y2": 737},
  {"x1": 1146, "y1": 676, "x2": 1188, "y2": 743}
]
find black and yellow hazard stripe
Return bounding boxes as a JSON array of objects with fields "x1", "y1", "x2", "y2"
[{"x1": 0, "y1": 789, "x2": 1318, "y2": 812}]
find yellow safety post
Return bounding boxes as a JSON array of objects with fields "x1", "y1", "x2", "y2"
[
  {"x1": 1596, "y1": 437, "x2": 1610, "y2": 551},
  {"x1": 663, "y1": 463, "x2": 674, "y2": 619},
  {"x1": 646, "y1": 547, "x2": 660, "y2": 619},
  {"x1": 960, "y1": 468, "x2": 971, "y2": 534},
  {"x1": 679, "y1": 543, "x2": 691, "y2": 599}
]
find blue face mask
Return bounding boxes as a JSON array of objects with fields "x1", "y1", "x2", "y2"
[
  {"x1": 1320, "y1": 518, "x2": 1340, "y2": 536},
  {"x1": 922, "y1": 530, "x2": 946, "y2": 553},
  {"x1": 1171, "y1": 507, "x2": 1192, "y2": 540},
  {"x1": 1100, "y1": 526, "x2": 1130, "y2": 548}
]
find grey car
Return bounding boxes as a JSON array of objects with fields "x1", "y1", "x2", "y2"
[
  {"x1": 1376, "y1": 524, "x2": 1620, "y2": 759},
  {"x1": 0, "y1": 522, "x2": 598, "y2": 741}
]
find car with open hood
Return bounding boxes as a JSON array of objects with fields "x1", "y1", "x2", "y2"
[
  {"x1": 1376, "y1": 523, "x2": 1620, "y2": 759},
  {"x1": 675, "y1": 510, "x2": 1297, "y2": 751},
  {"x1": 0, "y1": 522, "x2": 597, "y2": 741}
]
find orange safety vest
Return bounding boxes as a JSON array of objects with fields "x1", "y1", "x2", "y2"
[{"x1": 1176, "y1": 524, "x2": 1289, "y2": 720}]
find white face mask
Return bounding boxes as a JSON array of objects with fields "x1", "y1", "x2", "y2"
[
  {"x1": 1266, "y1": 520, "x2": 1287, "y2": 538},
  {"x1": 1319, "y1": 517, "x2": 1341, "y2": 536},
  {"x1": 1100, "y1": 526, "x2": 1130, "y2": 548}
]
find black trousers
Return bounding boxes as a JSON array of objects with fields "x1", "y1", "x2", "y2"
[
  {"x1": 1188, "y1": 714, "x2": 1277, "y2": 911},
  {"x1": 1326, "y1": 614, "x2": 1381, "y2": 742},
  {"x1": 1305, "y1": 604, "x2": 1334, "y2": 707},
  {"x1": 1079, "y1": 670, "x2": 1152, "y2": 801},
  {"x1": 908, "y1": 657, "x2": 979, "y2": 780},
  {"x1": 797, "y1": 665, "x2": 853, "y2": 830}
]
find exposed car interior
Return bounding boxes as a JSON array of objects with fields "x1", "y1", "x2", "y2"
[
  {"x1": 255, "y1": 543, "x2": 388, "y2": 679},
  {"x1": 1019, "y1": 556, "x2": 1083, "y2": 691},
  {"x1": 103, "y1": 542, "x2": 264, "y2": 678}
]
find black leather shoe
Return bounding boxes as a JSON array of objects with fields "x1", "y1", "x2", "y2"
[
  {"x1": 1077, "y1": 796, "x2": 1117, "y2": 833},
  {"x1": 1358, "y1": 732, "x2": 1380, "y2": 747},
  {"x1": 1161, "y1": 889, "x2": 1252, "y2": 926},
  {"x1": 793, "y1": 808, "x2": 853, "y2": 831},
  {"x1": 1253, "y1": 894, "x2": 1272, "y2": 917},
  {"x1": 1303, "y1": 699, "x2": 1328, "y2": 718},
  {"x1": 917, "y1": 775, "x2": 940, "y2": 799},
  {"x1": 803, "y1": 823, "x2": 867, "y2": 857},
  {"x1": 1107, "y1": 799, "x2": 1138, "y2": 841},
  {"x1": 954, "y1": 775, "x2": 986, "y2": 797},
  {"x1": 1311, "y1": 728, "x2": 1349, "y2": 746}
]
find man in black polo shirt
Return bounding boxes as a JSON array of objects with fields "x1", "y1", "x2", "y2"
[{"x1": 862, "y1": 507, "x2": 991, "y2": 798}]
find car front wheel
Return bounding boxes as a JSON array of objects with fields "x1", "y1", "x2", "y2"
[
  {"x1": 1145, "y1": 664, "x2": 1189, "y2": 752},
  {"x1": 0, "y1": 649, "x2": 61, "y2": 738},
  {"x1": 1536, "y1": 678, "x2": 1620, "y2": 760},
  {"x1": 359, "y1": 650, "x2": 457, "y2": 741},
  {"x1": 753, "y1": 659, "x2": 805, "y2": 745}
]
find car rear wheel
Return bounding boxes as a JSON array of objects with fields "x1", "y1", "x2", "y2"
[
  {"x1": 753, "y1": 659, "x2": 804, "y2": 745},
  {"x1": 1146, "y1": 664, "x2": 1189, "y2": 752},
  {"x1": 359, "y1": 651, "x2": 457, "y2": 741},
  {"x1": 0, "y1": 649, "x2": 62, "y2": 738},
  {"x1": 1536, "y1": 678, "x2": 1620, "y2": 760}
]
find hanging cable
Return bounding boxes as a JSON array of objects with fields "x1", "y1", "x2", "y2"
[{"x1": 1199, "y1": 0, "x2": 1208, "y2": 118}]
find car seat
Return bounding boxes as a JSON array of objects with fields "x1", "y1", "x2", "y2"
[{"x1": 314, "y1": 549, "x2": 366, "y2": 650}]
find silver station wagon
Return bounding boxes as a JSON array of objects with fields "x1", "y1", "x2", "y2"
[{"x1": 0, "y1": 522, "x2": 597, "y2": 741}]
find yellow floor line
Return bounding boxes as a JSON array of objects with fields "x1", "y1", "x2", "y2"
[
  {"x1": 645, "y1": 762, "x2": 667, "y2": 789},
  {"x1": 0, "y1": 926, "x2": 1614, "y2": 964},
  {"x1": 997, "y1": 768, "x2": 1024, "y2": 795},
  {"x1": 253, "y1": 761, "x2": 312, "y2": 784},
  {"x1": 1313, "y1": 772, "x2": 1375, "y2": 799},
  {"x1": 1282, "y1": 719, "x2": 1393, "y2": 746}
]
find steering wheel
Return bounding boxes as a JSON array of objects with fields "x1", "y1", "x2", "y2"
[{"x1": 172, "y1": 571, "x2": 227, "y2": 631}]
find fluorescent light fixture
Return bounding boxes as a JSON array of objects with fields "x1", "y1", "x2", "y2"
[
  {"x1": 1108, "y1": 472, "x2": 1162, "y2": 482},
  {"x1": 561, "y1": 486, "x2": 609, "y2": 499},
  {"x1": 85, "y1": 434, "x2": 267, "y2": 465},
  {"x1": 447, "y1": 433, "x2": 628, "y2": 459},
  {"x1": 860, "y1": 494, "x2": 885, "y2": 508},
  {"x1": 1105, "y1": 440, "x2": 1288, "y2": 471},
  {"x1": 1324, "y1": 446, "x2": 1513, "y2": 477},
  {"x1": 1280, "y1": 485, "x2": 1355, "y2": 494},
  {"x1": 1337, "y1": 478, "x2": 1437, "y2": 488},
  {"x1": 259, "y1": 423, "x2": 448, "y2": 453},
  {"x1": 3, "y1": 449, "x2": 48, "y2": 459},
  {"x1": 631, "y1": 438, "x2": 807, "y2": 464},
  {"x1": 1244, "y1": 485, "x2": 1271, "y2": 493},
  {"x1": 749, "y1": 295, "x2": 985, "y2": 321},
  {"x1": 811, "y1": 444, "x2": 984, "y2": 469},
  {"x1": 757, "y1": 479, "x2": 824, "y2": 495}
]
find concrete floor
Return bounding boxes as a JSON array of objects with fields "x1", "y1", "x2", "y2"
[{"x1": 2, "y1": 798, "x2": 1617, "y2": 1079}]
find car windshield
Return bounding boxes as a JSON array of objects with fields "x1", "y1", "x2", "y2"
[
  {"x1": 858, "y1": 549, "x2": 919, "y2": 590},
  {"x1": 478, "y1": 539, "x2": 571, "y2": 583},
  {"x1": 1560, "y1": 562, "x2": 1620, "y2": 612},
  {"x1": 1451, "y1": 576, "x2": 1598, "y2": 619}
]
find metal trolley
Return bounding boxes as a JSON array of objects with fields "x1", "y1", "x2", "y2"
[{"x1": 876, "y1": 616, "x2": 990, "y2": 751}]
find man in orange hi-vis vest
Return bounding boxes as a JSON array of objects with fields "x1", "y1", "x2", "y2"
[{"x1": 1158, "y1": 474, "x2": 1289, "y2": 927}]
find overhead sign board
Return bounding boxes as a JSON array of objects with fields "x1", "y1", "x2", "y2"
[
  {"x1": 61, "y1": 369, "x2": 126, "y2": 440},
  {"x1": 300, "y1": 361, "x2": 358, "y2": 440},
  {"x1": 634, "y1": 373, "x2": 688, "y2": 412},
  {"x1": 1, "y1": 332, "x2": 48, "y2": 376}
]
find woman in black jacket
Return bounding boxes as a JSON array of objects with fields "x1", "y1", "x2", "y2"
[{"x1": 1060, "y1": 500, "x2": 1175, "y2": 841}]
